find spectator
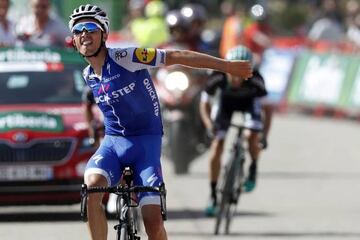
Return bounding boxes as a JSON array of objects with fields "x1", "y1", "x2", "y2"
[
  {"x1": 307, "y1": 0, "x2": 345, "y2": 42},
  {"x1": 345, "y1": 0, "x2": 360, "y2": 50},
  {"x1": 346, "y1": 13, "x2": 360, "y2": 49},
  {"x1": 180, "y1": 3, "x2": 210, "y2": 52},
  {"x1": 242, "y1": 4, "x2": 272, "y2": 67},
  {"x1": 164, "y1": 9, "x2": 189, "y2": 47},
  {"x1": 219, "y1": 1, "x2": 245, "y2": 58},
  {"x1": 0, "y1": 0, "x2": 16, "y2": 47},
  {"x1": 345, "y1": 0, "x2": 359, "y2": 26},
  {"x1": 124, "y1": 0, "x2": 147, "y2": 46},
  {"x1": 16, "y1": 0, "x2": 70, "y2": 47},
  {"x1": 141, "y1": 0, "x2": 169, "y2": 47}
]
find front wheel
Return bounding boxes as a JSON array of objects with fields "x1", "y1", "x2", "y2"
[
  {"x1": 118, "y1": 224, "x2": 128, "y2": 240},
  {"x1": 224, "y1": 156, "x2": 244, "y2": 235},
  {"x1": 214, "y1": 161, "x2": 236, "y2": 235}
]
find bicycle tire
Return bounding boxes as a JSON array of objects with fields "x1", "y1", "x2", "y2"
[
  {"x1": 214, "y1": 157, "x2": 236, "y2": 235},
  {"x1": 224, "y1": 154, "x2": 245, "y2": 234},
  {"x1": 224, "y1": 203, "x2": 237, "y2": 234}
]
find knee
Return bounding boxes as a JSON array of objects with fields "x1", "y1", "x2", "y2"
[
  {"x1": 249, "y1": 132, "x2": 259, "y2": 144},
  {"x1": 143, "y1": 213, "x2": 165, "y2": 238},
  {"x1": 211, "y1": 139, "x2": 224, "y2": 155},
  {"x1": 85, "y1": 174, "x2": 108, "y2": 205}
]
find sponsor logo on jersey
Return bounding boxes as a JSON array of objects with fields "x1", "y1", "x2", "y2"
[
  {"x1": 98, "y1": 83, "x2": 111, "y2": 95},
  {"x1": 132, "y1": 48, "x2": 156, "y2": 66},
  {"x1": 115, "y1": 49, "x2": 128, "y2": 60},
  {"x1": 92, "y1": 154, "x2": 104, "y2": 165},
  {"x1": 103, "y1": 73, "x2": 121, "y2": 83},
  {"x1": 143, "y1": 78, "x2": 159, "y2": 116},
  {"x1": 147, "y1": 173, "x2": 158, "y2": 186},
  {"x1": 95, "y1": 82, "x2": 136, "y2": 104},
  {"x1": 160, "y1": 51, "x2": 165, "y2": 64}
]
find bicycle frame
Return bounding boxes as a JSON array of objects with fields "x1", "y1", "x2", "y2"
[
  {"x1": 80, "y1": 167, "x2": 167, "y2": 240},
  {"x1": 215, "y1": 124, "x2": 246, "y2": 235}
]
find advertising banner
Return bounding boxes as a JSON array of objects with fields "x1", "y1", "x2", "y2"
[
  {"x1": 259, "y1": 47, "x2": 299, "y2": 105},
  {"x1": 0, "y1": 111, "x2": 64, "y2": 133},
  {"x1": 347, "y1": 58, "x2": 360, "y2": 108},
  {"x1": 288, "y1": 51, "x2": 352, "y2": 107}
]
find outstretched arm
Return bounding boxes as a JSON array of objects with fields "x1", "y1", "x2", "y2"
[{"x1": 165, "y1": 50, "x2": 252, "y2": 79}]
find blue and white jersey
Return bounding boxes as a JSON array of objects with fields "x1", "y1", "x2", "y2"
[{"x1": 82, "y1": 47, "x2": 166, "y2": 136}]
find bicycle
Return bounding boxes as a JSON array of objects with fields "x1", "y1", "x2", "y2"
[
  {"x1": 214, "y1": 124, "x2": 246, "y2": 235},
  {"x1": 80, "y1": 167, "x2": 167, "y2": 240}
]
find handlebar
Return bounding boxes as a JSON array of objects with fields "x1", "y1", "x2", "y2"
[
  {"x1": 80, "y1": 183, "x2": 167, "y2": 222},
  {"x1": 82, "y1": 184, "x2": 165, "y2": 194}
]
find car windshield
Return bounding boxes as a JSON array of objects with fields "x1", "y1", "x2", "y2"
[{"x1": 0, "y1": 65, "x2": 85, "y2": 104}]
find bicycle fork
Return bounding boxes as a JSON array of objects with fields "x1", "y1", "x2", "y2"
[{"x1": 231, "y1": 145, "x2": 245, "y2": 204}]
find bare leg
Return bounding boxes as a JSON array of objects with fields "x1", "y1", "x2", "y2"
[
  {"x1": 209, "y1": 138, "x2": 224, "y2": 182},
  {"x1": 142, "y1": 205, "x2": 167, "y2": 240},
  {"x1": 85, "y1": 173, "x2": 108, "y2": 240},
  {"x1": 262, "y1": 103, "x2": 274, "y2": 141},
  {"x1": 248, "y1": 132, "x2": 261, "y2": 163},
  {"x1": 244, "y1": 131, "x2": 261, "y2": 192}
]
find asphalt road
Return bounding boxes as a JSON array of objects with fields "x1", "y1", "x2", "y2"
[{"x1": 0, "y1": 113, "x2": 359, "y2": 240}]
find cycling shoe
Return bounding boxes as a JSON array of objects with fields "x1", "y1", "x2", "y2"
[{"x1": 243, "y1": 179, "x2": 256, "y2": 193}]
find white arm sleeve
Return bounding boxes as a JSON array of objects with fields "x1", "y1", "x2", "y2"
[{"x1": 109, "y1": 47, "x2": 166, "y2": 72}]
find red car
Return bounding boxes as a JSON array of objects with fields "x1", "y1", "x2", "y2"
[{"x1": 0, "y1": 48, "x2": 96, "y2": 205}]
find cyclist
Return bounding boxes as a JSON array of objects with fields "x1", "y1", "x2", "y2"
[
  {"x1": 68, "y1": 4, "x2": 252, "y2": 240},
  {"x1": 199, "y1": 45, "x2": 268, "y2": 217},
  {"x1": 242, "y1": 3, "x2": 274, "y2": 150}
]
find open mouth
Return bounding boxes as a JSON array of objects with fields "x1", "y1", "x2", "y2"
[{"x1": 81, "y1": 40, "x2": 93, "y2": 46}]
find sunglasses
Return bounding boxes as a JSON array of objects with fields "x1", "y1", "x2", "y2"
[{"x1": 72, "y1": 22, "x2": 103, "y2": 35}]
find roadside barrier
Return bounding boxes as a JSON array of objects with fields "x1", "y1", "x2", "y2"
[{"x1": 260, "y1": 38, "x2": 360, "y2": 121}]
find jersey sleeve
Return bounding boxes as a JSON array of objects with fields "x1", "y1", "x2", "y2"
[
  {"x1": 203, "y1": 71, "x2": 227, "y2": 96},
  {"x1": 249, "y1": 70, "x2": 268, "y2": 97},
  {"x1": 109, "y1": 47, "x2": 166, "y2": 72}
]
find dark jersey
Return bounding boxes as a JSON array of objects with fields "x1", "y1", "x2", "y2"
[{"x1": 203, "y1": 70, "x2": 267, "y2": 112}]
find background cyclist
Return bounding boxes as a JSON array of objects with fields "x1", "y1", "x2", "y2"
[
  {"x1": 199, "y1": 45, "x2": 269, "y2": 217},
  {"x1": 69, "y1": 4, "x2": 252, "y2": 240}
]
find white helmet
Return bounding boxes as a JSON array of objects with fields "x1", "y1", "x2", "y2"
[{"x1": 69, "y1": 4, "x2": 110, "y2": 33}]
